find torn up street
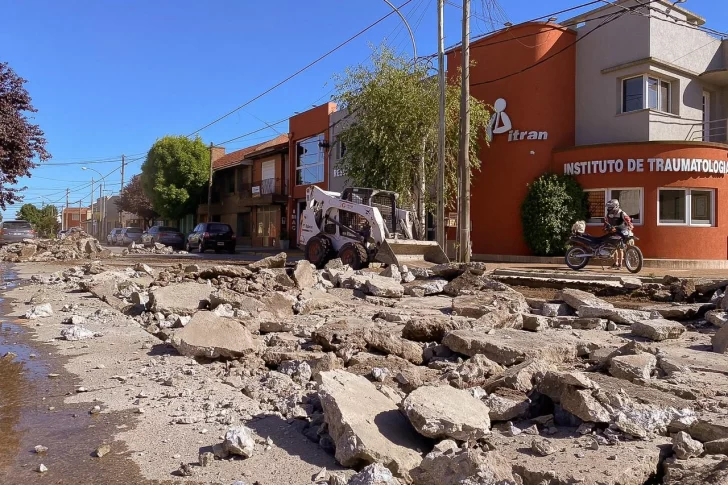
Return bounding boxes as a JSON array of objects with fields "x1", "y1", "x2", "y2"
[{"x1": 2, "y1": 232, "x2": 728, "y2": 485}]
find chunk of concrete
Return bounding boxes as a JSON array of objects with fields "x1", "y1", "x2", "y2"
[
  {"x1": 706, "y1": 310, "x2": 728, "y2": 328},
  {"x1": 443, "y1": 329, "x2": 579, "y2": 366},
  {"x1": 366, "y1": 275, "x2": 404, "y2": 299},
  {"x1": 447, "y1": 354, "x2": 504, "y2": 389},
  {"x1": 198, "y1": 265, "x2": 252, "y2": 279},
  {"x1": 60, "y1": 325, "x2": 96, "y2": 341},
  {"x1": 362, "y1": 327, "x2": 423, "y2": 365},
  {"x1": 171, "y1": 311, "x2": 259, "y2": 359},
  {"x1": 349, "y1": 463, "x2": 402, "y2": 485},
  {"x1": 315, "y1": 370, "x2": 424, "y2": 481},
  {"x1": 292, "y1": 260, "x2": 317, "y2": 289},
  {"x1": 410, "y1": 445, "x2": 515, "y2": 485},
  {"x1": 25, "y1": 303, "x2": 53, "y2": 319},
  {"x1": 248, "y1": 252, "x2": 287, "y2": 271},
  {"x1": 579, "y1": 307, "x2": 653, "y2": 325},
  {"x1": 149, "y1": 282, "x2": 210, "y2": 316},
  {"x1": 209, "y1": 288, "x2": 265, "y2": 314},
  {"x1": 704, "y1": 438, "x2": 728, "y2": 455},
  {"x1": 663, "y1": 456, "x2": 728, "y2": 485},
  {"x1": 484, "y1": 359, "x2": 557, "y2": 393},
  {"x1": 542, "y1": 302, "x2": 573, "y2": 317},
  {"x1": 609, "y1": 353, "x2": 657, "y2": 382},
  {"x1": 483, "y1": 388, "x2": 531, "y2": 422},
  {"x1": 644, "y1": 303, "x2": 713, "y2": 320},
  {"x1": 403, "y1": 385, "x2": 491, "y2": 440},
  {"x1": 222, "y1": 426, "x2": 256, "y2": 458},
  {"x1": 632, "y1": 318, "x2": 686, "y2": 341},
  {"x1": 559, "y1": 288, "x2": 614, "y2": 311},
  {"x1": 402, "y1": 316, "x2": 471, "y2": 343},
  {"x1": 403, "y1": 278, "x2": 448, "y2": 296},
  {"x1": 673, "y1": 431, "x2": 704, "y2": 460},
  {"x1": 522, "y1": 314, "x2": 550, "y2": 332},
  {"x1": 712, "y1": 325, "x2": 728, "y2": 354}
]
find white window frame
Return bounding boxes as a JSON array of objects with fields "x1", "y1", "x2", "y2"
[
  {"x1": 621, "y1": 74, "x2": 671, "y2": 114},
  {"x1": 657, "y1": 188, "x2": 715, "y2": 227},
  {"x1": 585, "y1": 187, "x2": 643, "y2": 226},
  {"x1": 295, "y1": 134, "x2": 325, "y2": 186},
  {"x1": 72, "y1": 213, "x2": 80, "y2": 221}
]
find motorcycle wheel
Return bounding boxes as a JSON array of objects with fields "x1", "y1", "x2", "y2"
[
  {"x1": 624, "y1": 246, "x2": 644, "y2": 274},
  {"x1": 565, "y1": 246, "x2": 590, "y2": 271}
]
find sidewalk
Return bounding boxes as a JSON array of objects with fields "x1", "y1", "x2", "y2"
[{"x1": 235, "y1": 245, "x2": 304, "y2": 257}]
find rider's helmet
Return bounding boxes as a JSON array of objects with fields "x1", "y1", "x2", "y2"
[{"x1": 606, "y1": 199, "x2": 620, "y2": 216}]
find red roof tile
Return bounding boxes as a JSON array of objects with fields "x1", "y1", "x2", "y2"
[{"x1": 213, "y1": 134, "x2": 289, "y2": 171}]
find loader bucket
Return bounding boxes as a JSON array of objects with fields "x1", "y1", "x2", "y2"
[{"x1": 375, "y1": 238, "x2": 450, "y2": 267}]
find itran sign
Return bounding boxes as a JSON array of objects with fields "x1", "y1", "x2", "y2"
[{"x1": 487, "y1": 98, "x2": 548, "y2": 142}]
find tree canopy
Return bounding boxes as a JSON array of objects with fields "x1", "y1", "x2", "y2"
[
  {"x1": 116, "y1": 174, "x2": 158, "y2": 229},
  {"x1": 333, "y1": 46, "x2": 491, "y2": 219},
  {"x1": 0, "y1": 62, "x2": 51, "y2": 210},
  {"x1": 140, "y1": 136, "x2": 209, "y2": 221},
  {"x1": 16, "y1": 203, "x2": 59, "y2": 237}
]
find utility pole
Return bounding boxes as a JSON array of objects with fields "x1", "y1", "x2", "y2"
[
  {"x1": 457, "y1": 0, "x2": 471, "y2": 262},
  {"x1": 207, "y1": 142, "x2": 214, "y2": 223},
  {"x1": 436, "y1": 0, "x2": 446, "y2": 251},
  {"x1": 120, "y1": 154, "x2": 125, "y2": 228},
  {"x1": 99, "y1": 183, "x2": 103, "y2": 238},
  {"x1": 90, "y1": 177, "x2": 94, "y2": 237}
]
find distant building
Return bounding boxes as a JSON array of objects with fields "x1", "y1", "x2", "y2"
[{"x1": 61, "y1": 207, "x2": 90, "y2": 231}]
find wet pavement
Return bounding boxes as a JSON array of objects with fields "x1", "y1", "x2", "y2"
[{"x1": 0, "y1": 267, "x2": 179, "y2": 485}]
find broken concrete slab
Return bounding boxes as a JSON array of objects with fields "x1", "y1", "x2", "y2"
[
  {"x1": 348, "y1": 463, "x2": 402, "y2": 485},
  {"x1": 293, "y1": 260, "x2": 318, "y2": 289},
  {"x1": 410, "y1": 443, "x2": 515, "y2": 485},
  {"x1": 704, "y1": 438, "x2": 728, "y2": 455},
  {"x1": 60, "y1": 325, "x2": 97, "y2": 341},
  {"x1": 706, "y1": 310, "x2": 728, "y2": 327},
  {"x1": 171, "y1": 311, "x2": 259, "y2": 359},
  {"x1": 451, "y1": 290, "x2": 529, "y2": 323},
  {"x1": 484, "y1": 359, "x2": 557, "y2": 394},
  {"x1": 361, "y1": 327, "x2": 423, "y2": 365},
  {"x1": 609, "y1": 353, "x2": 657, "y2": 382},
  {"x1": 559, "y1": 288, "x2": 614, "y2": 311},
  {"x1": 198, "y1": 265, "x2": 252, "y2": 279},
  {"x1": 24, "y1": 303, "x2": 53, "y2": 319},
  {"x1": 248, "y1": 252, "x2": 287, "y2": 271},
  {"x1": 579, "y1": 307, "x2": 653, "y2": 325},
  {"x1": 402, "y1": 385, "x2": 491, "y2": 440},
  {"x1": 663, "y1": 456, "x2": 728, "y2": 485},
  {"x1": 149, "y1": 282, "x2": 211, "y2": 316},
  {"x1": 522, "y1": 314, "x2": 550, "y2": 332},
  {"x1": 644, "y1": 303, "x2": 714, "y2": 320},
  {"x1": 632, "y1": 318, "x2": 686, "y2": 341},
  {"x1": 209, "y1": 288, "x2": 266, "y2": 314},
  {"x1": 315, "y1": 370, "x2": 425, "y2": 482},
  {"x1": 402, "y1": 317, "x2": 472, "y2": 343},
  {"x1": 673, "y1": 431, "x2": 704, "y2": 459},
  {"x1": 541, "y1": 302, "x2": 573, "y2": 317},
  {"x1": 550, "y1": 316, "x2": 607, "y2": 330},
  {"x1": 482, "y1": 388, "x2": 530, "y2": 422},
  {"x1": 443, "y1": 328, "x2": 579, "y2": 366},
  {"x1": 430, "y1": 262, "x2": 486, "y2": 280},
  {"x1": 403, "y1": 279, "x2": 448, "y2": 297},
  {"x1": 446, "y1": 354, "x2": 504, "y2": 389},
  {"x1": 712, "y1": 325, "x2": 728, "y2": 354},
  {"x1": 366, "y1": 275, "x2": 405, "y2": 299},
  {"x1": 222, "y1": 426, "x2": 256, "y2": 457}
]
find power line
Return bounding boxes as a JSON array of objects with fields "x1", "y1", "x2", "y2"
[{"x1": 185, "y1": 0, "x2": 415, "y2": 138}]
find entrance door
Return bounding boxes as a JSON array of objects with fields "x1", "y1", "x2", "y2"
[
  {"x1": 703, "y1": 91, "x2": 711, "y2": 141},
  {"x1": 256, "y1": 206, "x2": 278, "y2": 247}
]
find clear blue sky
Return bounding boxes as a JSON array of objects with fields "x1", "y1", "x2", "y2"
[{"x1": 1, "y1": 0, "x2": 725, "y2": 220}]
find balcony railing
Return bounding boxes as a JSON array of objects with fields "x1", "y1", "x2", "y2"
[{"x1": 686, "y1": 118, "x2": 728, "y2": 143}]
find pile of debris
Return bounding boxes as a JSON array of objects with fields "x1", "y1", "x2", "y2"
[
  {"x1": 28, "y1": 252, "x2": 728, "y2": 484},
  {"x1": 122, "y1": 241, "x2": 186, "y2": 256},
  {"x1": 0, "y1": 229, "x2": 111, "y2": 262}
]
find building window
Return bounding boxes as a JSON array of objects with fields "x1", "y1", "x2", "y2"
[
  {"x1": 335, "y1": 137, "x2": 347, "y2": 161},
  {"x1": 658, "y1": 188, "x2": 714, "y2": 226},
  {"x1": 72, "y1": 213, "x2": 80, "y2": 221},
  {"x1": 296, "y1": 134, "x2": 325, "y2": 185},
  {"x1": 622, "y1": 75, "x2": 671, "y2": 113},
  {"x1": 586, "y1": 188, "x2": 642, "y2": 225},
  {"x1": 227, "y1": 174, "x2": 235, "y2": 193}
]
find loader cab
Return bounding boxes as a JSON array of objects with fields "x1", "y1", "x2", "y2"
[{"x1": 341, "y1": 187, "x2": 398, "y2": 235}]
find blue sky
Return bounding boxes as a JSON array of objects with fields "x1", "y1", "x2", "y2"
[{"x1": 1, "y1": 0, "x2": 725, "y2": 220}]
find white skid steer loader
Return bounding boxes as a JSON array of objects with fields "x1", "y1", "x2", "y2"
[{"x1": 298, "y1": 186, "x2": 449, "y2": 269}]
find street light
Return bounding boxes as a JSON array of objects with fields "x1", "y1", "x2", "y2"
[
  {"x1": 82, "y1": 167, "x2": 105, "y2": 238},
  {"x1": 381, "y1": 0, "x2": 417, "y2": 61}
]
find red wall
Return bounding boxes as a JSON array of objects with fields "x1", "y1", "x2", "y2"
[
  {"x1": 553, "y1": 142, "x2": 728, "y2": 259},
  {"x1": 447, "y1": 23, "x2": 577, "y2": 256}
]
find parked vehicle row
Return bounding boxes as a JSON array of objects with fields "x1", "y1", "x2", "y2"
[
  {"x1": 0, "y1": 220, "x2": 36, "y2": 246},
  {"x1": 105, "y1": 223, "x2": 236, "y2": 253}
]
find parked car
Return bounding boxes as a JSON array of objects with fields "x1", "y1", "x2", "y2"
[
  {"x1": 185, "y1": 222, "x2": 236, "y2": 254},
  {"x1": 107, "y1": 228, "x2": 123, "y2": 245},
  {"x1": 57, "y1": 230, "x2": 67, "y2": 239},
  {"x1": 0, "y1": 220, "x2": 36, "y2": 246},
  {"x1": 118, "y1": 227, "x2": 144, "y2": 245},
  {"x1": 141, "y1": 226, "x2": 185, "y2": 249}
]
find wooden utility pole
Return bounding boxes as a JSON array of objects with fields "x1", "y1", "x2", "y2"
[
  {"x1": 457, "y1": 0, "x2": 471, "y2": 262},
  {"x1": 90, "y1": 177, "x2": 95, "y2": 236},
  {"x1": 436, "y1": 0, "x2": 446, "y2": 250},
  {"x1": 120, "y1": 154, "x2": 125, "y2": 227},
  {"x1": 207, "y1": 142, "x2": 214, "y2": 223},
  {"x1": 65, "y1": 188, "x2": 69, "y2": 231}
]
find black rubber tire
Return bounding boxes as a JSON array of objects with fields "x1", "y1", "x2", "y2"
[
  {"x1": 565, "y1": 246, "x2": 590, "y2": 271},
  {"x1": 624, "y1": 245, "x2": 644, "y2": 274},
  {"x1": 338, "y1": 242, "x2": 368, "y2": 270},
  {"x1": 305, "y1": 236, "x2": 332, "y2": 269},
  {"x1": 185, "y1": 241, "x2": 191, "y2": 252},
  {"x1": 198, "y1": 241, "x2": 205, "y2": 254}
]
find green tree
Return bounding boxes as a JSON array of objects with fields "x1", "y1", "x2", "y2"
[
  {"x1": 141, "y1": 136, "x2": 209, "y2": 221},
  {"x1": 15, "y1": 203, "x2": 58, "y2": 237},
  {"x1": 521, "y1": 173, "x2": 589, "y2": 256},
  {"x1": 333, "y1": 46, "x2": 491, "y2": 237}
]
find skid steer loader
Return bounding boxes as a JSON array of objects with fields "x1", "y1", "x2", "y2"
[{"x1": 298, "y1": 186, "x2": 449, "y2": 270}]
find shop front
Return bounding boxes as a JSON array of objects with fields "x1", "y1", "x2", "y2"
[{"x1": 553, "y1": 142, "x2": 728, "y2": 259}]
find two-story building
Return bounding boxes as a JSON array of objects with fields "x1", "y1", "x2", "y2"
[
  {"x1": 198, "y1": 134, "x2": 289, "y2": 247},
  {"x1": 447, "y1": 0, "x2": 728, "y2": 260},
  {"x1": 61, "y1": 207, "x2": 90, "y2": 231}
]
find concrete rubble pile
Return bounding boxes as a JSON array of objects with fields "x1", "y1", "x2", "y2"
[
  {"x1": 0, "y1": 229, "x2": 111, "y2": 262},
  {"x1": 25, "y1": 252, "x2": 728, "y2": 484},
  {"x1": 123, "y1": 241, "x2": 188, "y2": 256}
]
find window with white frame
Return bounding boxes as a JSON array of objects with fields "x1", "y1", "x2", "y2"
[
  {"x1": 295, "y1": 134, "x2": 325, "y2": 185},
  {"x1": 585, "y1": 188, "x2": 642, "y2": 225},
  {"x1": 72, "y1": 213, "x2": 80, "y2": 221},
  {"x1": 622, "y1": 75, "x2": 671, "y2": 113},
  {"x1": 658, "y1": 188, "x2": 714, "y2": 226},
  {"x1": 334, "y1": 136, "x2": 346, "y2": 161}
]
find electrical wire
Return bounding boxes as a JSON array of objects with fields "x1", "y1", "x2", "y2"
[{"x1": 185, "y1": 0, "x2": 415, "y2": 138}]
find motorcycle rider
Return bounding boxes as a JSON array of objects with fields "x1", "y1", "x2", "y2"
[{"x1": 604, "y1": 199, "x2": 633, "y2": 269}]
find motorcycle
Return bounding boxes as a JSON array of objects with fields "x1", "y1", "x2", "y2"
[{"x1": 565, "y1": 221, "x2": 644, "y2": 274}]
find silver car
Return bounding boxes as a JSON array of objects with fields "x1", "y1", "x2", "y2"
[
  {"x1": 119, "y1": 227, "x2": 144, "y2": 245},
  {"x1": 0, "y1": 220, "x2": 36, "y2": 246}
]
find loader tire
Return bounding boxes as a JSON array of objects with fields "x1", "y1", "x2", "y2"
[
  {"x1": 305, "y1": 235, "x2": 332, "y2": 269},
  {"x1": 339, "y1": 242, "x2": 368, "y2": 270}
]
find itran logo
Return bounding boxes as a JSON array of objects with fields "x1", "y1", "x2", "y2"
[{"x1": 487, "y1": 98, "x2": 548, "y2": 143}]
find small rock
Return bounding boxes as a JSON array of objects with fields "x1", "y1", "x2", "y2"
[
  {"x1": 34, "y1": 445, "x2": 48, "y2": 454},
  {"x1": 505, "y1": 421, "x2": 522, "y2": 437},
  {"x1": 673, "y1": 431, "x2": 704, "y2": 460},
  {"x1": 371, "y1": 367, "x2": 389, "y2": 382},
  {"x1": 95, "y1": 444, "x2": 111, "y2": 458},
  {"x1": 177, "y1": 462, "x2": 194, "y2": 477},
  {"x1": 223, "y1": 426, "x2": 256, "y2": 458},
  {"x1": 199, "y1": 451, "x2": 214, "y2": 467},
  {"x1": 37, "y1": 464, "x2": 48, "y2": 473},
  {"x1": 89, "y1": 405, "x2": 101, "y2": 415},
  {"x1": 522, "y1": 424, "x2": 539, "y2": 435},
  {"x1": 348, "y1": 463, "x2": 401, "y2": 485},
  {"x1": 532, "y1": 439, "x2": 556, "y2": 456}
]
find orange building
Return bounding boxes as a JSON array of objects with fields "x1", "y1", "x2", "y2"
[{"x1": 447, "y1": 0, "x2": 728, "y2": 260}]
